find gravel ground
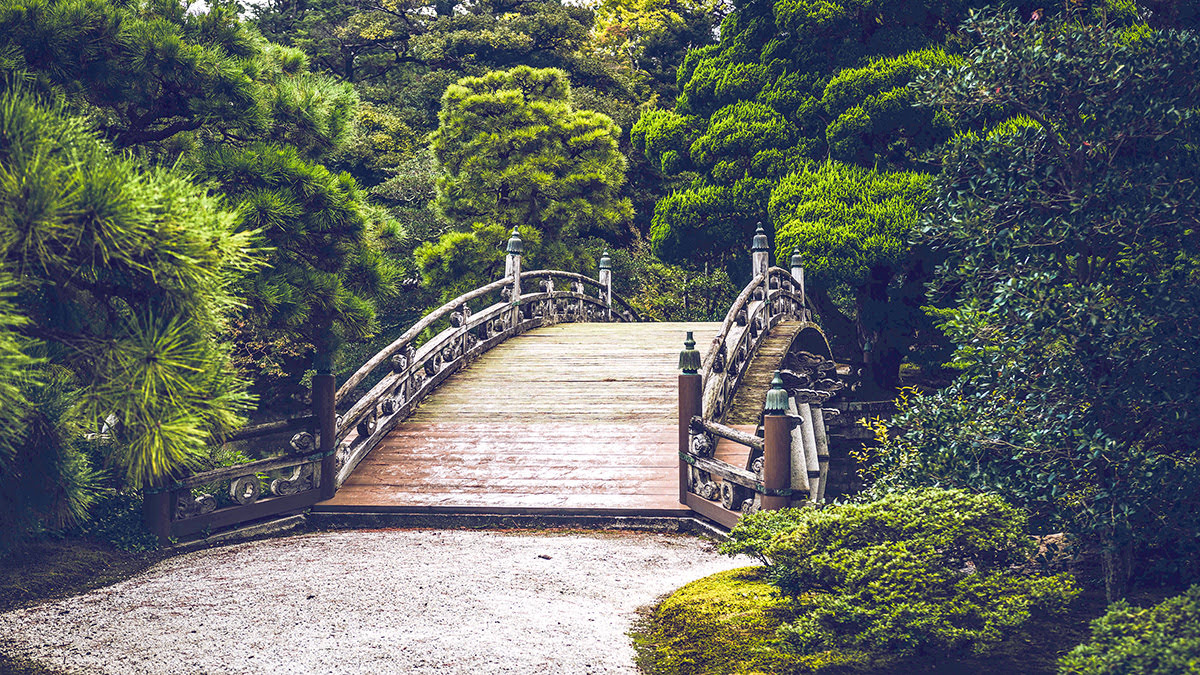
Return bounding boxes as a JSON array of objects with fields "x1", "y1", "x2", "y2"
[{"x1": 0, "y1": 529, "x2": 747, "y2": 674}]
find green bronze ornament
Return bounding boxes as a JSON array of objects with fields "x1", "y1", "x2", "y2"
[{"x1": 679, "y1": 331, "x2": 701, "y2": 374}]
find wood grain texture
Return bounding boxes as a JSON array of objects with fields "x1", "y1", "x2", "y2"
[
  {"x1": 724, "y1": 320, "x2": 806, "y2": 425},
  {"x1": 321, "y1": 322, "x2": 719, "y2": 515}
]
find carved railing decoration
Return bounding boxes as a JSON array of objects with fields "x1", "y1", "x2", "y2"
[
  {"x1": 701, "y1": 265, "x2": 809, "y2": 426},
  {"x1": 149, "y1": 420, "x2": 328, "y2": 539},
  {"x1": 146, "y1": 229, "x2": 639, "y2": 542}
]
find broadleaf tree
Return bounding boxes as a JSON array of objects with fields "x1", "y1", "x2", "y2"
[{"x1": 868, "y1": 11, "x2": 1200, "y2": 599}]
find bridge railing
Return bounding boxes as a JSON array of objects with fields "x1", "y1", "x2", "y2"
[
  {"x1": 145, "y1": 228, "x2": 638, "y2": 542},
  {"x1": 678, "y1": 225, "x2": 842, "y2": 528}
]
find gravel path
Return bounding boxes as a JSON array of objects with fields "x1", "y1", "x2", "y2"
[{"x1": 0, "y1": 529, "x2": 746, "y2": 674}]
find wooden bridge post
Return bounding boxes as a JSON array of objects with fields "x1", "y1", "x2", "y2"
[
  {"x1": 314, "y1": 350, "x2": 337, "y2": 501},
  {"x1": 143, "y1": 481, "x2": 173, "y2": 545},
  {"x1": 678, "y1": 332, "x2": 702, "y2": 505},
  {"x1": 761, "y1": 371, "x2": 791, "y2": 511},
  {"x1": 505, "y1": 227, "x2": 522, "y2": 325},
  {"x1": 790, "y1": 248, "x2": 807, "y2": 320},
  {"x1": 752, "y1": 223, "x2": 771, "y2": 323},
  {"x1": 598, "y1": 250, "x2": 612, "y2": 321}
]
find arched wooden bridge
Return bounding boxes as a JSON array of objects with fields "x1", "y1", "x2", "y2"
[{"x1": 145, "y1": 227, "x2": 852, "y2": 541}]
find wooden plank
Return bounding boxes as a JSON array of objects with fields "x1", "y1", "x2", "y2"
[
  {"x1": 724, "y1": 321, "x2": 806, "y2": 424},
  {"x1": 324, "y1": 322, "x2": 721, "y2": 515},
  {"x1": 685, "y1": 492, "x2": 742, "y2": 529}
]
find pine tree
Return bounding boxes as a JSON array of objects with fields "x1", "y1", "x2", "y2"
[
  {"x1": 419, "y1": 66, "x2": 632, "y2": 294},
  {"x1": 0, "y1": 89, "x2": 258, "y2": 547}
]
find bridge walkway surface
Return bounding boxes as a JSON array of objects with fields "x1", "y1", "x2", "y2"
[{"x1": 318, "y1": 321, "x2": 719, "y2": 516}]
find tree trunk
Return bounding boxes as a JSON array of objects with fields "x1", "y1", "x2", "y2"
[{"x1": 854, "y1": 266, "x2": 904, "y2": 398}]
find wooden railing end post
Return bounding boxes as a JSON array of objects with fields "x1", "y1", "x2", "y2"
[
  {"x1": 505, "y1": 227, "x2": 522, "y2": 324},
  {"x1": 751, "y1": 222, "x2": 769, "y2": 277},
  {"x1": 143, "y1": 482, "x2": 173, "y2": 545},
  {"x1": 678, "y1": 332, "x2": 703, "y2": 505},
  {"x1": 598, "y1": 250, "x2": 612, "y2": 321},
  {"x1": 313, "y1": 354, "x2": 337, "y2": 501},
  {"x1": 761, "y1": 371, "x2": 791, "y2": 511}
]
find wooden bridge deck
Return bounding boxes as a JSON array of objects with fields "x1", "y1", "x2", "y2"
[{"x1": 320, "y1": 322, "x2": 719, "y2": 515}]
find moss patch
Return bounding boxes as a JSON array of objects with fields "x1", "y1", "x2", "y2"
[{"x1": 632, "y1": 566, "x2": 800, "y2": 675}]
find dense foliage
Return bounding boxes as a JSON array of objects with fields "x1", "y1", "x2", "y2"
[
  {"x1": 0, "y1": 90, "x2": 257, "y2": 547},
  {"x1": 628, "y1": 0, "x2": 984, "y2": 391},
  {"x1": 0, "y1": 0, "x2": 356, "y2": 153},
  {"x1": 769, "y1": 161, "x2": 933, "y2": 394},
  {"x1": 719, "y1": 489, "x2": 1079, "y2": 671},
  {"x1": 418, "y1": 66, "x2": 632, "y2": 294},
  {"x1": 868, "y1": 12, "x2": 1200, "y2": 599},
  {"x1": 193, "y1": 142, "x2": 399, "y2": 399},
  {"x1": 1058, "y1": 585, "x2": 1200, "y2": 675}
]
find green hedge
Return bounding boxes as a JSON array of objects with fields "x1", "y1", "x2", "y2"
[
  {"x1": 1059, "y1": 585, "x2": 1200, "y2": 675},
  {"x1": 721, "y1": 489, "x2": 1079, "y2": 671}
]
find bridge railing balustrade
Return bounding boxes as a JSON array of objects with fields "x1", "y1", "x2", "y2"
[{"x1": 678, "y1": 226, "x2": 838, "y2": 528}]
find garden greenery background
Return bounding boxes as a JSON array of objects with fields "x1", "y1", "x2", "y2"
[{"x1": 0, "y1": 0, "x2": 1198, "y2": 670}]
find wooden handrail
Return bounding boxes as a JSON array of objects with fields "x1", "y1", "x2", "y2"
[
  {"x1": 703, "y1": 272, "x2": 766, "y2": 371},
  {"x1": 690, "y1": 416, "x2": 764, "y2": 452},
  {"x1": 521, "y1": 269, "x2": 641, "y2": 320},
  {"x1": 176, "y1": 452, "x2": 319, "y2": 490},
  {"x1": 336, "y1": 276, "x2": 512, "y2": 404},
  {"x1": 225, "y1": 416, "x2": 313, "y2": 442}
]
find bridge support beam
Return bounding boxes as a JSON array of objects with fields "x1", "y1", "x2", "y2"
[
  {"x1": 761, "y1": 371, "x2": 792, "y2": 511},
  {"x1": 678, "y1": 333, "x2": 702, "y2": 505}
]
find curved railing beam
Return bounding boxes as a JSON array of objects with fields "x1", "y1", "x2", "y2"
[
  {"x1": 521, "y1": 269, "x2": 642, "y2": 320},
  {"x1": 699, "y1": 266, "x2": 809, "y2": 424},
  {"x1": 336, "y1": 276, "x2": 512, "y2": 404}
]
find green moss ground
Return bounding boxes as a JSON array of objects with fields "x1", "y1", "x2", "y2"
[
  {"x1": 633, "y1": 567, "x2": 802, "y2": 675},
  {"x1": 0, "y1": 540, "x2": 166, "y2": 675},
  {"x1": 632, "y1": 566, "x2": 1115, "y2": 675}
]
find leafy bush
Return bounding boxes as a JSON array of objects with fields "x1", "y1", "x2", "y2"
[
  {"x1": 1059, "y1": 585, "x2": 1200, "y2": 675},
  {"x1": 67, "y1": 491, "x2": 159, "y2": 553},
  {"x1": 722, "y1": 489, "x2": 1079, "y2": 671},
  {"x1": 900, "y1": 12, "x2": 1200, "y2": 598}
]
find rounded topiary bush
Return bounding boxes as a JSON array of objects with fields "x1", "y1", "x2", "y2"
[
  {"x1": 1058, "y1": 585, "x2": 1200, "y2": 675},
  {"x1": 718, "y1": 488, "x2": 1079, "y2": 672}
]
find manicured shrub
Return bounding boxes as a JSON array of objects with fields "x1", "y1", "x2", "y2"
[
  {"x1": 1058, "y1": 585, "x2": 1200, "y2": 675},
  {"x1": 723, "y1": 489, "x2": 1079, "y2": 671}
]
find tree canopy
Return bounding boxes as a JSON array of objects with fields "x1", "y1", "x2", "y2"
[{"x1": 418, "y1": 66, "x2": 632, "y2": 293}]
